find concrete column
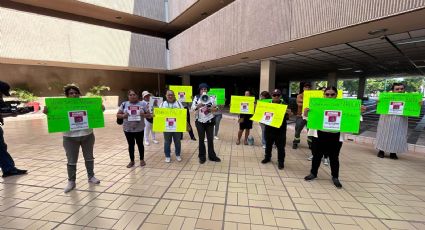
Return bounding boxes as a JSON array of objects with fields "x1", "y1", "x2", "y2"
[
  {"x1": 260, "y1": 60, "x2": 276, "y2": 94},
  {"x1": 182, "y1": 74, "x2": 190, "y2": 85},
  {"x1": 357, "y1": 76, "x2": 366, "y2": 99},
  {"x1": 327, "y1": 72, "x2": 338, "y2": 87}
]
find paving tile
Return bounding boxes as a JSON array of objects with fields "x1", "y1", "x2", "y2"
[{"x1": 1, "y1": 116, "x2": 425, "y2": 229}]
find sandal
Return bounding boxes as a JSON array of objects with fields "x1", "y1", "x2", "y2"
[{"x1": 236, "y1": 140, "x2": 240, "y2": 145}]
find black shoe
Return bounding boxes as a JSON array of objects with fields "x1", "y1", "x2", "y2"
[
  {"x1": 377, "y1": 151, "x2": 385, "y2": 158},
  {"x1": 292, "y1": 143, "x2": 298, "y2": 149},
  {"x1": 199, "y1": 158, "x2": 206, "y2": 164},
  {"x1": 332, "y1": 177, "x2": 342, "y2": 188},
  {"x1": 209, "y1": 157, "x2": 221, "y2": 162},
  {"x1": 278, "y1": 162, "x2": 284, "y2": 170},
  {"x1": 2, "y1": 169, "x2": 28, "y2": 178},
  {"x1": 261, "y1": 158, "x2": 271, "y2": 164},
  {"x1": 389, "y1": 153, "x2": 398, "y2": 160},
  {"x1": 304, "y1": 174, "x2": 317, "y2": 181},
  {"x1": 191, "y1": 138, "x2": 197, "y2": 141}
]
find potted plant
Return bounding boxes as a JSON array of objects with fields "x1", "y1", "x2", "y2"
[
  {"x1": 10, "y1": 88, "x2": 40, "y2": 112},
  {"x1": 85, "y1": 85, "x2": 110, "y2": 97}
]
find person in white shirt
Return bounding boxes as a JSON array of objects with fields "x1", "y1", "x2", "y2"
[
  {"x1": 43, "y1": 85, "x2": 103, "y2": 193},
  {"x1": 160, "y1": 90, "x2": 184, "y2": 163},
  {"x1": 141, "y1": 91, "x2": 159, "y2": 146},
  {"x1": 191, "y1": 83, "x2": 221, "y2": 164}
]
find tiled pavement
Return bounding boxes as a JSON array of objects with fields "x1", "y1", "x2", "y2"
[{"x1": 1, "y1": 115, "x2": 425, "y2": 229}]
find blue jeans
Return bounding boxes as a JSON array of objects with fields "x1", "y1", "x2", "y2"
[
  {"x1": 214, "y1": 114, "x2": 223, "y2": 136},
  {"x1": 260, "y1": 123, "x2": 266, "y2": 146},
  {"x1": 0, "y1": 126, "x2": 16, "y2": 173},
  {"x1": 164, "y1": 132, "x2": 181, "y2": 157}
]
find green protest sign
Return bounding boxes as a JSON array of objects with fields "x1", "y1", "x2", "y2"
[
  {"x1": 169, "y1": 85, "x2": 192, "y2": 102},
  {"x1": 152, "y1": 108, "x2": 187, "y2": 132},
  {"x1": 230, "y1": 96, "x2": 255, "y2": 114},
  {"x1": 250, "y1": 101, "x2": 287, "y2": 128},
  {"x1": 307, "y1": 98, "x2": 361, "y2": 133},
  {"x1": 208, "y1": 88, "x2": 225, "y2": 105},
  {"x1": 376, "y1": 92, "x2": 422, "y2": 117},
  {"x1": 45, "y1": 97, "x2": 104, "y2": 133},
  {"x1": 258, "y1": 99, "x2": 272, "y2": 103}
]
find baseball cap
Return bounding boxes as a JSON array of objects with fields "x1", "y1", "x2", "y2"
[
  {"x1": 271, "y1": 89, "x2": 281, "y2": 96},
  {"x1": 142, "y1": 91, "x2": 151, "y2": 98}
]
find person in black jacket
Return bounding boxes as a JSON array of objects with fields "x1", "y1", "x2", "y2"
[
  {"x1": 261, "y1": 89, "x2": 291, "y2": 170},
  {"x1": 0, "y1": 81, "x2": 28, "y2": 177}
]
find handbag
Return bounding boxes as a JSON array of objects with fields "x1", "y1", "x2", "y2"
[{"x1": 117, "y1": 102, "x2": 125, "y2": 125}]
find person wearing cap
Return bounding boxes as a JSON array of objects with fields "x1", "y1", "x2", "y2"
[
  {"x1": 0, "y1": 81, "x2": 28, "y2": 177},
  {"x1": 261, "y1": 89, "x2": 290, "y2": 170},
  {"x1": 141, "y1": 91, "x2": 159, "y2": 146},
  {"x1": 292, "y1": 82, "x2": 312, "y2": 150},
  {"x1": 191, "y1": 83, "x2": 221, "y2": 164},
  {"x1": 117, "y1": 89, "x2": 149, "y2": 168},
  {"x1": 43, "y1": 84, "x2": 103, "y2": 192}
]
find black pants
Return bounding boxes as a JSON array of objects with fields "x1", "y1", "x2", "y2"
[
  {"x1": 182, "y1": 107, "x2": 196, "y2": 140},
  {"x1": 310, "y1": 131, "x2": 342, "y2": 178},
  {"x1": 264, "y1": 126, "x2": 286, "y2": 164},
  {"x1": 195, "y1": 121, "x2": 217, "y2": 160},
  {"x1": 124, "y1": 131, "x2": 144, "y2": 161}
]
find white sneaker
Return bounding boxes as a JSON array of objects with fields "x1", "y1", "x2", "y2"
[
  {"x1": 176, "y1": 156, "x2": 182, "y2": 162},
  {"x1": 307, "y1": 155, "x2": 313, "y2": 161},
  {"x1": 262, "y1": 145, "x2": 266, "y2": 149},
  {"x1": 152, "y1": 140, "x2": 159, "y2": 144},
  {"x1": 165, "y1": 157, "x2": 171, "y2": 163},
  {"x1": 323, "y1": 158, "x2": 329, "y2": 166},
  {"x1": 64, "y1": 181, "x2": 76, "y2": 193},
  {"x1": 214, "y1": 136, "x2": 219, "y2": 140},
  {"x1": 145, "y1": 141, "x2": 150, "y2": 146},
  {"x1": 88, "y1": 176, "x2": 100, "y2": 184}
]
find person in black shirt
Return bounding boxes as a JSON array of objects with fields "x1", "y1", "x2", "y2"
[
  {"x1": 0, "y1": 81, "x2": 28, "y2": 177},
  {"x1": 261, "y1": 89, "x2": 291, "y2": 170}
]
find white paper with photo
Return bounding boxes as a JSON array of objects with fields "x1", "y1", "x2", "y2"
[
  {"x1": 165, "y1": 117, "x2": 177, "y2": 131},
  {"x1": 323, "y1": 110, "x2": 342, "y2": 130},
  {"x1": 68, "y1": 110, "x2": 89, "y2": 131},
  {"x1": 388, "y1": 101, "x2": 404, "y2": 115},
  {"x1": 149, "y1": 97, "x2": 163, "y2": 112},
  {"x1": 260, "y1": 112, "x2": 274, "y2": 125},
  {"x1": 177, "y1": 92, "x2": 186, "y2": 102},
  {"x1": 126, "y1": 105, "x2": 141, "y2": 121},
  {"x1": 240, "y1": 102, "x2": 249, "y2": 113}
]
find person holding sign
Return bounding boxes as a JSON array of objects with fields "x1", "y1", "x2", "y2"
[
  {"x1": 191, "y1": 83, "x2": 221, "y2": 164},
  {"x1": 43, "y1": 85, "x2": 102, "y2": 193},
  {"x1": 261, "y1": 89, "x2": 290, "y2": 170},
  {"x1": 142, "y1": 91, "x2": 159, "y2": 146},
  {"x1": 304, "y1": 87, "x2": 366, "y2": 188},
  {"x1": 117, "y1": 90, "x2": 150, "y2": 168},
  {"x1": 292, "y1": 82, "x2": 312, "y2": 149},
  {"x1": 259, "y1": 91, "x2": 272, "y2": 148},
  {"x1": 375, "y1": 83, "x2": 417, "y2": 159},
  {"x1": 237, "y1": 90, "x2": 254, "y2": 145},
  {"x1": 160, "y1": 90, "x2": 184, "y2": 163},
  {"x1": 0, "y1": 81, "x2": 28, "y2": 177}
]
